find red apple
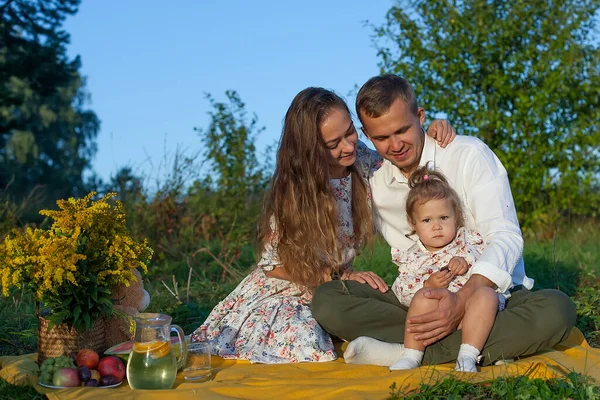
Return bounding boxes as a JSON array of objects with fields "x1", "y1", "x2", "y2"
[
  {"x1": 76, "y1": 349, "x2": 99, "y2": 370},
  {"x1": 52, "y1": 368, "x2": 80, "y2": 387},
  {"x1": 97, "y1": 356, "x2": 125, "y2": 382}
]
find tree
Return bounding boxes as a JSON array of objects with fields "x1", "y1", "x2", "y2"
[
  {"x1": 105, "y1": 166, "x2": 145, "y2": 209},
  {"x1": 374, "y1": 0, "x2": 600, "y2": 233},
  {"x1": 191, "y1": 91, "x2": 271, "y2": 242},
  {"x1": 0, "y1": 0, "x2": 99, "y2": 216}
]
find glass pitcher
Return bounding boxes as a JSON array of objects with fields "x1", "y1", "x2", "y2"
[{"x1": 126, "y1": 313, "x2": 188, "y2": 390}]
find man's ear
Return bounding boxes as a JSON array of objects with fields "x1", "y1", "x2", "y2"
[{"x1": 417, "y1": 107, "x2": 426, "y2": 126}]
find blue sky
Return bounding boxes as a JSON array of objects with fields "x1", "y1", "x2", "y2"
[{"x1": 63, "y1": 0, "x2": 395, "y2": 182}]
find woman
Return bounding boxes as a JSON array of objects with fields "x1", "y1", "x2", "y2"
[{"x1": 190, "y1": 87, "x2": 454, "y2": 363}]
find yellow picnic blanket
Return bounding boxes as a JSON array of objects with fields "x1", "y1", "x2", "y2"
[{"x1": 1, "y1": 328, "x2": 598, "y2": 399}]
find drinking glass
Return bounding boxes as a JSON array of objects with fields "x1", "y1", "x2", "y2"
[{"x1": 183, "y1": 341, "x2": 211, "y2": 382}]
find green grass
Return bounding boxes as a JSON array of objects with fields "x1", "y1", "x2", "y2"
[
  {"x1": 0, "y1": 379, "x2": 44, "y2": 400},
  {"x1": 389, "y1": 372, "x2": 599, "y2": 399},
  {"x1": 0, "y1": 298, "x2": 37, "y2": 356},
  {"x1": 0, "y1": 223, "x2": 598, "y2": 399}
]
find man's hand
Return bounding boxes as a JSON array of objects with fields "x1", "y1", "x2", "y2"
[
  {"x1": 446, "y1": 256, "x2": 469, "y2": 276},
  {"x1": 423, "y1": 269, "x2": 453, "y2": 288},
  {"x1": 426, "y1": 120, "x2": 456, "y2": 148},
  {"x1": 344, "y1": 271, "x2": 388, "y2": 293},
  {"x1": 407, "y1": 274, "x2": 497, "y2": 346},
  {"x1": 406, "y1": 288, "x2": 466, "y2": 346}
]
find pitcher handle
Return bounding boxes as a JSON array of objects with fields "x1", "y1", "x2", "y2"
[{"x1": 170, "y1": 324, "x2": 188, "y2": 370}]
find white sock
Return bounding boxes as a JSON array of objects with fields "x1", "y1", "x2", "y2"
[
  {"x1": 344, "y1": 337, "x2": 404, "y2": 366},
  {"x1": 389, "y1": 348, "x2": 424, "y2": 370},
  {"x1": 455, "y1": 343, "x2": 480, "y2": 373}
]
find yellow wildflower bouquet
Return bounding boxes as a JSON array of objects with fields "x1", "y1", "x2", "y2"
[{"x1": 0, "y1": 192, "x2": 153, "y2": 331}]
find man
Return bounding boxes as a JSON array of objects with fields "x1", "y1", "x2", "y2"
[{"x1": 311, "y1": 74, "x2": 576, "y2": 367}]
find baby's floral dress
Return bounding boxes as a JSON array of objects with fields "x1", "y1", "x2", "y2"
[
  {"x1": 190, "y1": 170, "x2": 373, "y2": 363},
  {"x1": 391, "y1": 227, "x2": 507, "y2": 310}
]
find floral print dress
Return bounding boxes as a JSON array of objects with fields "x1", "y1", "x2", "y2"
[
  {"x1": 391, "y1": 227, "x2": 507, "y2": 310},
  {"x1": 190, "y1": 175, "x2": 362, "y2": 363}
]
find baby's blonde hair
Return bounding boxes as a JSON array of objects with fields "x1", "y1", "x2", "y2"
[{"x1": 406, "y1": 165, "x2": 464, "y2": 234}]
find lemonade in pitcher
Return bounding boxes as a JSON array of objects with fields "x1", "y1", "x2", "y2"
[
  {"x1": 127, "y1": 341, "x2": 178, "y2": 389},
  {"x1": 126, "y1": 313, "x2": 187, "y2": 390}
]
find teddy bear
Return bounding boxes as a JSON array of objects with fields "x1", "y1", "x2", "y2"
[{"x1": 104, "y1": 268, "x2": 151, "y2": 349}]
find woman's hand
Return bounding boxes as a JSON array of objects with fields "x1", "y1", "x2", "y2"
[
  {"x1": 446, "y1": 256, "x2": 469, "y2": 276},
  {"x1": 423, "y1": 269, "x2": 453, "y2": 288},
  {"x1": 427, "y1": 120, "x2": 456, "y2": 148},
  {"x1": 343, "y1": 271, "x2": 388, "y2": 293}
]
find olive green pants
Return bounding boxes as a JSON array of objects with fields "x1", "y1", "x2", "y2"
[{"x1": 311, "y1": 281, "x2": 576, "y2": 366}]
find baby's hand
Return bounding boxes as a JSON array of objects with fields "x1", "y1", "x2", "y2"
[
  {"x1": 424, "y1": 269, "x2": 453, "y2": 288},
  {"x1": 447, "y1": 256, "x2": 469, "y2": 276}
]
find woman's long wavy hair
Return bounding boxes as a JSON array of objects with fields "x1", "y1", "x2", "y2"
[{"x1": 256, "y1": 87, "x2": 373, "y2": 289}]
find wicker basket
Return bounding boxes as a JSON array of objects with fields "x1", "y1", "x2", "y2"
[{"x1": 37, "y1": 316, "x2": 106, "y2": 363}]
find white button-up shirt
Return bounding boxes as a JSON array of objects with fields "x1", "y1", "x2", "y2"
[{"x1": 365, "y1": 135, "x2": 534, "y2": 293}]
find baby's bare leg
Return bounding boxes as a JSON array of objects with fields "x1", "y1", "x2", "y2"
[
  {"x1": 456, "y1": 286, "x2": 499, "y2": 372},
  {"x1": 403, "y1": 289, "x2": 441, "y2": 350},
  {"x1": 390, "y1": 289, "x2": 439, "y2": 370}
]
